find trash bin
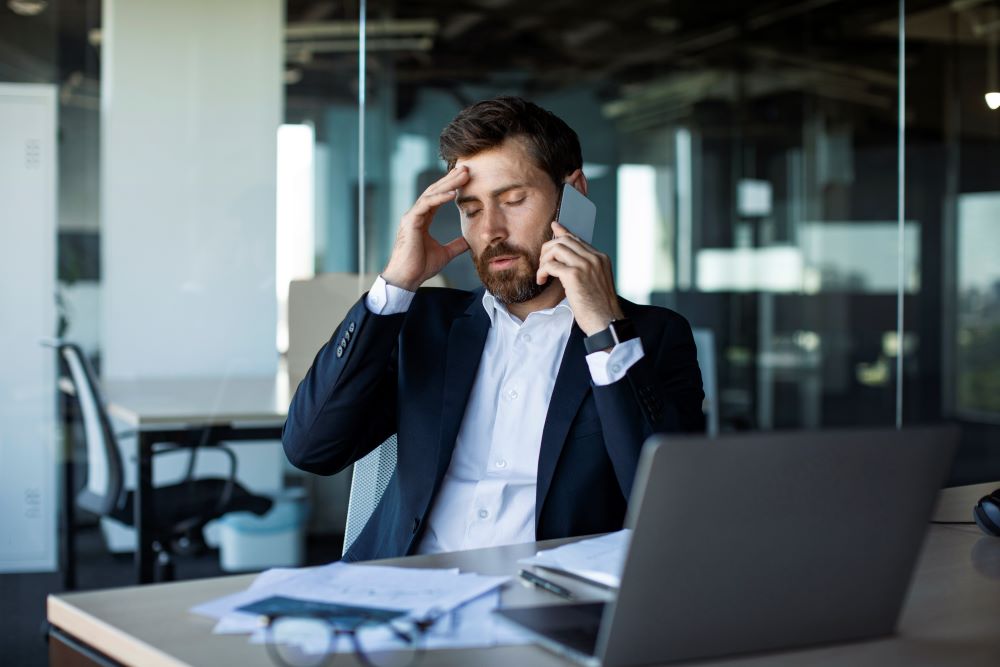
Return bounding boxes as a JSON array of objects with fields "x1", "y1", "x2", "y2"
[{"x1": 218, "y1": 487, "x2": 308, "y2": 572}]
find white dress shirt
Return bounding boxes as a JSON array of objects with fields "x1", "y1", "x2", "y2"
[{"x1": 365, "y1": 275, "x2": 644, "y2": 553}]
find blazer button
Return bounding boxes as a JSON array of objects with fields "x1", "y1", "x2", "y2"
[
  {"x1": 412, "y1": 517, "x2": 420, "y2": 534},
  {"x1": 348, "y1": 322, "x2": 356, "y2": 333},
  {"x1": 336, "y1": 345, "x2": 344, "y2": 358},
  {"x1": 344, "y1": 330, "x2": 352, "y2": 342}
]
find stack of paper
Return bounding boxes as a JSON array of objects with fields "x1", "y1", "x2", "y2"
[
  {"x1": 519, "y1": 529, "x2": 631, "y2": 589},
  {"x1": 191, "y1": 562, "x2": 534, "y2": 653}
]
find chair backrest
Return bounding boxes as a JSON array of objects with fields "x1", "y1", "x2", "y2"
[
  {"x1": 691, "y1": 328, "x2": 719, "y2": 437},
  {"x1": 342, "y1": 435, "x2": 398, "y2": 556},
  {"x1": 57, "y1": 342, "x2": 125, "y2": 516},
  {"x1": 287, "y1": 273, "x2": 447, "y2": 390}
]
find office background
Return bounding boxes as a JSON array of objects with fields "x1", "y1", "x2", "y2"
[{"x1": 1, "y1": 0, "x2": 999, "y2": 663}]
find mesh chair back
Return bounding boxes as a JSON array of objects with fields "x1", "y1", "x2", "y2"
[
  {"x1": 342, "y1": 434, "x2": 398, "y2": 556},
  {"x1": 692, "y1": 328, "x2": 719, "y2": 437},
  {"x1": 59, "y1": 343, "x2": 125, "y2": 516}
]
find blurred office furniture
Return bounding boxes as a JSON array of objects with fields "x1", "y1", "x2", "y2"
[
  {"x1": 692, "y1": 328, "x2": 719, "y2": 437},
  {"x1": 53, "y1": 342, "x2": 288, "y2": 584},
  {"x1": 52, "y1": 341, "x2": 273, "y2": 583},
  {"x1": 287, "y1": 273, "x2": 446, "y2": 538},
  {"x1": 218, "y1": 487, "x2": 308, "y2": 571},
  {"x1": 342, "y1": 434, "x2": 399, "y2": 555}
]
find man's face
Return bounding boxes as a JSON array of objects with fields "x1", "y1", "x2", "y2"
[{"x1": 454, "y1": 138, "x2": 559, "y2": 305}]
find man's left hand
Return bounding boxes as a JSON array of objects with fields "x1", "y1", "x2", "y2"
[{"x1": 537, "y1": 221, "x2": 624, "y2": 337}]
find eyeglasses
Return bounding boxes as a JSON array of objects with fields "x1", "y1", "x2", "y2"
[{"x1": 260, "y1": 607, "x2": 447, "y2": 667}]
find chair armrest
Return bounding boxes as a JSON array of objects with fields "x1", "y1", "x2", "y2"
[{"x1": 150, "y1": 443, "x2": 239, "y2": 515}]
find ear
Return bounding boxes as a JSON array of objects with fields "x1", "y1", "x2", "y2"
[{"x1": 563, "y1": 169, "x2": 589, "y2": 197}]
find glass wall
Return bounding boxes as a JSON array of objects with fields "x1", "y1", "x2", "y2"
[
  {"x1": 284, "y1": 0, "x2": 1000, "y2": 481},
  {"x1": 350, "y1": 0, "x2": 911, "y2": 433},
  {"x1": 3, "y1": 3, "x2": 1000, "y2": 564}
]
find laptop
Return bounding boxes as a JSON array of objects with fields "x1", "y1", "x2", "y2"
[{"x1": 497, "y1": 426, "x2": 958, "y2": 666}]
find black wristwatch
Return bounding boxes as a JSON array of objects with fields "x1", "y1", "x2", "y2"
[{"x1": 583, "y1": 318, "x2": 638, "y2": 354}]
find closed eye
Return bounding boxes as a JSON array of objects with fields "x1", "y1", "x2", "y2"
[{"x1": 503, "y1": 197, "x2": 526, "y2": 207}]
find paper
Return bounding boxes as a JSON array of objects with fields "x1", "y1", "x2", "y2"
[
  {"x1": 519, "y1": 529, "x2": 631, "y2": 589},
  {"x1": 192, "y1": 561, "x2": 532, "y2": 654},
  {"x1": 191, "y1": 562, "x2": 504, "y2": 622}
]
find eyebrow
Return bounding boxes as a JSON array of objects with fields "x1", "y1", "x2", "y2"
[{"x1": 455, "y1": 183, "x2": 528, "y2": 207}]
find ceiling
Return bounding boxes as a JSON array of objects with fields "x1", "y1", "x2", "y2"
[{"x1": 2, "y1": 0, "x2": 997, "y2": 130}]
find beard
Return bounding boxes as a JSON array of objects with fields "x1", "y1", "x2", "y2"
[{"x1": 473, "y1": 228, "x2": 554, "y2": 305}]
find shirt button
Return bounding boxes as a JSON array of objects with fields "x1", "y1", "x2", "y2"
[
  {"x1": 478, "y1": 509, "x2": 489, "y2": 519},
  {"x1": 508, "y1": 389, "x2": 518, "y2": 400},
  {"x1": 495, "y1": 458, "x2": 507, "y2": 469},
  {"x1": 521, "y1": 333, "x2": 531, "y2": 343},
  {"x1": 611, "y1": 364, "x2": 622, "y2": 373}
]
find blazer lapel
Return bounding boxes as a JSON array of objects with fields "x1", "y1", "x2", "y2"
[
  {"x1": 435, "y1": 292, "x2": 491, "y2": 481},
  {"x1": 535, "y1": 324, "x2": 591, "y2": 523}
]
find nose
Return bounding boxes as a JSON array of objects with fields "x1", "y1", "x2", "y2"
[{"x1": 479, "y1": 203, "x2": 508, "y2": 246}]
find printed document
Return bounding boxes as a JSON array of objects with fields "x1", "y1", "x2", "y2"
[{"x1": 519, "y1": 529, "x2": 631, "y2": 589}]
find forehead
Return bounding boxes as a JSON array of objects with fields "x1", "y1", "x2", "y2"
[{"x1": 454, "y1": 138, "x2": 550, "y2": 194}]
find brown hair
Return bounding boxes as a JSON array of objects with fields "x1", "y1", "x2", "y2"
[{"x1": 439, "y1": 96, "x2": 582, "y2": 187}]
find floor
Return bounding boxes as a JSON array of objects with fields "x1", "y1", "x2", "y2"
[{"x1": 0, "y1": 519, "x2": 344, "y2": 667}]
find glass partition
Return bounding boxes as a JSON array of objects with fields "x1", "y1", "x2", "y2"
[{"x1": 346, "y1": 0, "x2": 915, "y2": 433}]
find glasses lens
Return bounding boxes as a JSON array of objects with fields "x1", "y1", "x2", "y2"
[
  {"x1": 354, "y1": 619, "x2": 422, "y2": 667},
  {"x1": 267, "y1": 617, "x2": 335, "y2": 667}
]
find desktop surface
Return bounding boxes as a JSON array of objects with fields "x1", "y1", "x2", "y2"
[{"x1": 47, "y1": 485, "x2": 1000, "y2": 667}]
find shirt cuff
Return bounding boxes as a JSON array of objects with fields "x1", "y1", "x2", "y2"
[
  {"x1": 586, "y1": 338, "x2": 644, "y2": 386},
  {"x1": 365, "y1": 275, "x2": 416, "y2": 315}
]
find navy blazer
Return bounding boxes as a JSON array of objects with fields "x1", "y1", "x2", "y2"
[{"x1": 282, "y1": 287, "x2": 705, "y2": 562}]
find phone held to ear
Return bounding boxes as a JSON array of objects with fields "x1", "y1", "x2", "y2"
[{"x1": 556, "y1": 183, "x2": 597, "y2": 245}]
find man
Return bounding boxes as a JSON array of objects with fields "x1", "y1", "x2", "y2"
[{"x1": 283, "y1": 96, "x2": 705, "y2": 562}]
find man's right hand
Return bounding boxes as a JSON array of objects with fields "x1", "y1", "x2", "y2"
[{"x1": 381, "y1": 166, "x2": 471, "y2": 292}]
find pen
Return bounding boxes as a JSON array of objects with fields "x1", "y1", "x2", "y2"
[{"x1": 518, "y1": 568, "x2": 574, "y2": 600}]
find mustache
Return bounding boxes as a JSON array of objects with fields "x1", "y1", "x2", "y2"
[{"x1": 477, "y1": 241, "x2": 529, "y2": 263}]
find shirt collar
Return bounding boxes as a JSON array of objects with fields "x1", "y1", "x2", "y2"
[{"x1": 480, "y1": 289, "x2": 573, "y2": 327}]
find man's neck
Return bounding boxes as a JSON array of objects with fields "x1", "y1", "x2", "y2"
[{"x1": 504, "y1": 280, "x2": 566, "y2": 321}]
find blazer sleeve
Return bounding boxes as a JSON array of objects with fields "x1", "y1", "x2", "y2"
[
  {"x1": 282, "y1": 295, "x2": 403, "y2": 476},
  {"x1": 592, "y1": 309, "x2": 705, "y2": 498}
]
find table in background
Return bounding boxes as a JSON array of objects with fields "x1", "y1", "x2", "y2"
[
  {"x1": 61, "y1": 371, "x2": 291, "y2": 584},
  {"x1": 47, "y1": 483, "x2": 1000, "y2": 666}
]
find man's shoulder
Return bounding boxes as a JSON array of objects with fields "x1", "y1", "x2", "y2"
[{"x1": 619, "y1": 295, "x2": 691, "y2": 328}]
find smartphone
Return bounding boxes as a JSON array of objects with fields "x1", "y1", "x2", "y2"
[{"x1": 556, "y1": 183, "x2": 597, "y2": 244}]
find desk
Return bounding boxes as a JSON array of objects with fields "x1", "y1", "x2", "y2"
[
  {"x1": 62, "y1": 372, "x2": 291, "y2": 584},
  {"x1": 47, "y1": 484, "x2": 1000, "y2": 666}
]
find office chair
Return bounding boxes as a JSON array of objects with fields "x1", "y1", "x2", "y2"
[
  {"x1": 342, "y1": 434, "x2": 398, "y2": 556},
  {"x1": 287, "y1": 272, "x2": 446, "y2": 541},
  {"x1": 49, "y1": 341, "x2": 272, "y2": 582}
]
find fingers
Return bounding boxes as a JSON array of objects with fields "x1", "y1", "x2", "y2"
[
  {"x1": 404, "y1": 166, "x2": 471, "y2": 229},
  {"x1": 443, "y1": 235, "x2": 470, "y2": 261},
  {"x1": 538, "y1": 225, "x2": 612, "y2": 286},
  {"x1": 541, "y1": 233, "x2": 605, "y2": 271},
  {"x1": 408, "y1": 189, "x2": 460, "y2": 220},
  {"x1": 422, "y1": 165, "x2": 470, "y2": 199}
]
